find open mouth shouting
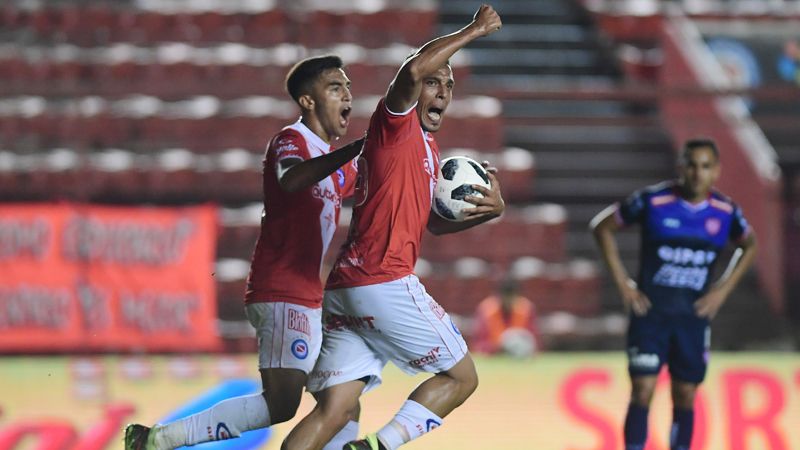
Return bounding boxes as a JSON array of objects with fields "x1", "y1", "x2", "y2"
[
  {"x1": 426, "y1": 107, "x2": 443, "y2": 125},
  {"x1": 339, "y1": 105, "x2": 352, "y2": 129}
]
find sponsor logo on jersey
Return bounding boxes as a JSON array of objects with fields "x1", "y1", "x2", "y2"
[
  {"x1": 657, "y1": 246, "x2": 716, "y2": 266},
  {"x1": 663, "y1": 218, "x2": 681, "y2": 228},
  {"x1": 705, "y1": 218, "x2": 721, "y2": 235},
  {"x1": 291, "y1": 339, "x2": 309, "y2": 360},
  {"x1": 409, "y1": 347, "x2": 441, "y2": 368},
  {"x1": 288, "y1": 308, "x2": 310, "y2": 336},
  {"x1": 275, "y1": 140, "x2": 300, "y2": 156},
  {"x1": 216, "y1": 422, "x2": 232, "y2": 440},
  {"x1": 654, "y1": 245, "x2": 716, "y2": 291},
  {"x1": 653, "y1": 265, "x2": 709, "y2": 291},
  {"x1": 451, "y1": 319, "x2": 462, "y2": 335},
  {"x1": 325, "y1": 314, "x2": 377, "y2": 331},
  {"x1": 311, "y1": 185, "x2": 341, "y2": 207}
]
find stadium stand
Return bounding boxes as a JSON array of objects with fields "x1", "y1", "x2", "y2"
[{"x1": 1, "y1": 0, "x2": 794, "y2": 351}]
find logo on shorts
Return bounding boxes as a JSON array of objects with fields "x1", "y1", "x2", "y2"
[
  {"x1": 215, "y1": 422, "x2": 232, "y2": 440},
  {"x1": 450, "y1": 319, "x2": 461, "y2": 335},
  {"x1": 325, "y1": 314, "x2": 377, "y2": 332},
  {"x1": 628, "y1": 348, "x2": 659, "y2": 369},
  {"x1": 425, "y1": 418, "x2": 442, "y2": 431},
  {"x1": 291, "y1": 339, "x2": 309, "y2": 360},
  {"x1": 288, "y1": 308, "x2": 311, "y2": 335},
  {"x1": 408, "y1": 347, "x2": 441, "y2": 368},
  {"x1": 310, "y1": 369, "x2": 343, "y2": 380},
  {"x1": 429, "y1": 300, "x2": 445, "y2": 319}
]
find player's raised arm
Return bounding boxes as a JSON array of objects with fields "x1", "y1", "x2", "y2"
[{"x1": 385, "y1": 4, "x2": 501, "y2": 114}]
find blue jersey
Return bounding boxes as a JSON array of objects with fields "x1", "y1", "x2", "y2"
[{"x1": 616, "y1": 181, "x2": 751, "y2": 315}]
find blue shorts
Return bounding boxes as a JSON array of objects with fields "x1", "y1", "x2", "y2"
[{"x1": 626, "y1": 312, "x2": 710, "y2": 384}]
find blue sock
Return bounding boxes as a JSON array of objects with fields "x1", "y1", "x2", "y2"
[
  {"x1": 670, "y1": 408, "x2": 694, "y2": 450},
  {"x1": 624, "y1": 403, "x2": 648, "y2": 450}
]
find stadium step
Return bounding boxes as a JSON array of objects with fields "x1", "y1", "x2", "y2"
[{"x1": 438, "y1": 0, "x2": 676, "y2": 317}]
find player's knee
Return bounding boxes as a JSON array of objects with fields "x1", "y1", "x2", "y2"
[
  {"x1": 461, "y1": 366, "x2": 479, "y2": 398},
  {"x1": 445, "y1": 356, "x2": 479, "y2": 402},
  {"x1": 264, "y1": 391, "x2": 302, "y2": 424},
  {"x1": 346, "y1": 401, "x2": 362, "y2": 422},
  {"x1": 671, "y1": 383, "x2": 697, "y2": 409},
  {"x1": 630, "y1": 385, "x2": 655, "y2": 406},
  {"x1": 318, "y1": 402, "x2": 355, "y2": 431},
  {"x1": 447, "y1": 364, "x2": 478, "y2": 405},
  {"x1": 630, "y1": 375, "x2": 657, "y2": 406}
]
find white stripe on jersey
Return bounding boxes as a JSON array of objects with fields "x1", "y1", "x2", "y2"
[{"x1": 421, "y1": 128, "x2": 435, "y2": 202}]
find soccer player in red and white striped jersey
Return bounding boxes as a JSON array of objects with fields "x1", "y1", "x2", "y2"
[{"x1": 125, "y1": 55, "x2": 364, "y2": 450}]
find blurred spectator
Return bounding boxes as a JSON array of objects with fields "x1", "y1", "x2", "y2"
[
  {"x1": 778, "y1": 39, "x2": 800, "y2": 86},
  {"x1": 471, "y1": 278, "x2": 541, "y2": 358}
]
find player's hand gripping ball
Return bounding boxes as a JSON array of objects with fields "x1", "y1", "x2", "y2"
[{"x1": 433, "y1": 156, "x2": 491, "y2": 222}]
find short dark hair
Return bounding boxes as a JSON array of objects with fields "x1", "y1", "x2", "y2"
[
  {"x1": 285, "y1": 55, "x2": 344, "y2": 103},
  {"x1": 681, "y1": 137, "x2": 719, "y2": 163}
]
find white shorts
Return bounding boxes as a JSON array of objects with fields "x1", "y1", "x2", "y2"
[
  {"x1": 307, "y1": 275, "x2": 469, "y2": 393},
  {"x1": 245, "y1": 302, "x2": 322, "y2": 374}
]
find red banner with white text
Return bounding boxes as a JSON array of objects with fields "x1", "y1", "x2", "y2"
[{"x1": 0, "y1": 203, "x2": 220, "y2": 352}]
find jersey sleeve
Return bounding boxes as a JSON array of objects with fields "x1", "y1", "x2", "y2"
[
  {"x1": 728, "y1": 203, "x2": 751, "y2": 243},
  {"x1": 616, "y1": 189, "x2": 648, "y2": 226},
  {"x1": 268, "y1": 130, "x2": 310, "y2": 181},
  {"x1": 367, "y1": 97, "x2": 419, "y2": 148}
]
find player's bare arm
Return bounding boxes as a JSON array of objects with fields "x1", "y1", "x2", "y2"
[
  {"x1": 695, "y1": 232, "x2": 757, "y2": 319},
  {"x1": 277, "y1": 136, "x2": 365, "y2": 193},
  {"x1": 385, "y1": 4, "x2": 501, "y2": 113},
  {"x1": 590, "y1": 205, "x2": 652, "y2": 316},
  {"x1": 428, "y1": 169, "x2": 505, "y2": 235}
]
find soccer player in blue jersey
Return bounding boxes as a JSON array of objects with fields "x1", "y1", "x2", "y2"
[{"x1": 590, "y1": 138, "x2": 757, "y2": 450}]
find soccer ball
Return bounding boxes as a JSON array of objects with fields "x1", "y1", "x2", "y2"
[{"x1": 433, "y1": 156, "x2": 491, "y2": 222}]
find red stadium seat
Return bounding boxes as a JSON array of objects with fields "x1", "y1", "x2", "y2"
[{"x1": 242, "y1": 11, "x2": 290, "y2": 46}]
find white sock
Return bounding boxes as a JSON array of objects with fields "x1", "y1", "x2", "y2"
[
  {"x1": 376, "y1": 400, "x2": 443, "y2": 450},
  {"x1": 153, "y1": 393, "x2": 270, "y2": 449},
  {"x1": 321, "y1": 420, "x2": 359, "y2": 450}
]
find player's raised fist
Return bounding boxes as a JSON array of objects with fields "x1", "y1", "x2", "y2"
[{"x1": 471, "y1": 4, "x2": 502, "y2": 37}]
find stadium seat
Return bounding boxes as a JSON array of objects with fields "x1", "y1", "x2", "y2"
[{"x1": 242, "y1": 11, "x2": 290, "y2": 46}]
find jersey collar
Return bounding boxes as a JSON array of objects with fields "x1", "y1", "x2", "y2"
[
  {"x1": 672, "y1": 184, "x2": 711, "y2": 211},
  {"x1": 292, "y1": 119, "x2": 331, "y2": 153}
]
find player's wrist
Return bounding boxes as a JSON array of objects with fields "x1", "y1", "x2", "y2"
[{"x1": 462, "y1": 22, "x2": 486, "y2": 40}]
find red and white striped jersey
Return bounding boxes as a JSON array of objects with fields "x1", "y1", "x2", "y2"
[{"x1": 245, "y1": 120, "x2": 357, "y2": 307}]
